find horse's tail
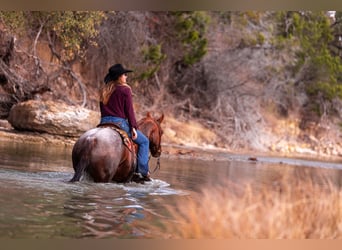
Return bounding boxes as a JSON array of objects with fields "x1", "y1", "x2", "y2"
[{"x1": 70, "y1": 136, "x2": 97, "y2": 182}]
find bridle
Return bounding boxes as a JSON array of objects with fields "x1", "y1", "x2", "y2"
[
  {"x1": 137, "y1": 114, "x2": 163, "y2": 174},
  {"x1": 146, "y1": 118, "x2": 163, "y2": 174}
]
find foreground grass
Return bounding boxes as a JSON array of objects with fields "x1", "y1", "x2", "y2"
[{"x1": 163, "y1": 174, "x2": 342, "y2": 239}]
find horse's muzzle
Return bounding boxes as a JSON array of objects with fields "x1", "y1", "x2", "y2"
[{"x1": 151, "y1": 147, "x2": 162, "y2": 157}]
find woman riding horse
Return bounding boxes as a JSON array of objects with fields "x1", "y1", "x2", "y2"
[
  {"x1": 70, "y1": 112, "x2": 163, "y2": 183},
  {"x1": 100, "y1": 64, "x2": 151, "y2": 181},
  {"x1": 70, "y1": 64, "x2": 164, "y2": 183}
]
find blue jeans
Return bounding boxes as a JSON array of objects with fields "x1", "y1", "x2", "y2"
[{"x1": 100, "y1": 116, "x2": 150, "y2": 176}]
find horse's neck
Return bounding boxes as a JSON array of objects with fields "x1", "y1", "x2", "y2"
[{"x1": 138, "y1": 120, "x2": 154, "y2": 138}]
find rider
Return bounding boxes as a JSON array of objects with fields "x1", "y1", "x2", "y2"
[{"x1": 99, "y1": 63, "x2": 151, "y2": 181}]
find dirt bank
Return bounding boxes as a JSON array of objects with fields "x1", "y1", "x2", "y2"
[
  {"x1": 0, "y1": 125, "x2": 226, "y2": 161},
  {"x1": 1, "y1": 121, "x2": 341, "y2": 165}
]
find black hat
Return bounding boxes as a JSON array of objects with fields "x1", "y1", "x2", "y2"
[{"x1": 104, "y1": 64, "x2": 133, "y2": 84}]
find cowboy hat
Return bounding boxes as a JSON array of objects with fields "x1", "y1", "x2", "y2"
[{"x1": 104, "y1": 64, "x2": 133, "y2": 83}]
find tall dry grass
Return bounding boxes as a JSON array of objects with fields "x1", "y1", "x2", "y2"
[{"x1": 163, "y1": 174, "x2": 342, "y2": 239}]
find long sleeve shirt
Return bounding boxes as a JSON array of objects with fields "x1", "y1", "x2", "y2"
[{"x1": 100, "y1": 84, "x2": 138, "y2": 130}]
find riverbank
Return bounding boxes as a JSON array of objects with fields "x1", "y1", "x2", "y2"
[
  {"x1": 1, "y1": 123, "x2": 342, "y2": 166},
  {"x1": 0, "y1": 127, "x2": 77, "y2": 146}
]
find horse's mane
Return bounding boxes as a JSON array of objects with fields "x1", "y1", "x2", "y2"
[{"x1": 137, "y1": 116, "x2": 154, "y2": 135}]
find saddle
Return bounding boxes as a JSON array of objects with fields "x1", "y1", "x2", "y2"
[{"x1": 96, "y1": 122, "x2": 135, "y2": 152}]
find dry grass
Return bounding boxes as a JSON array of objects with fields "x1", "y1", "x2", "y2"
[
  {"x1": 163, "y1": 175, "x2": 342, "y2": 239},
  {"x1": 161, "y1": 115, "x2": 218, "y2": 147}
]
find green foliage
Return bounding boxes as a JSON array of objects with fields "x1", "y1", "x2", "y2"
[
  {"x1": 256, "y1": 32, "x2": 265, "y2": 45},
  {"x1": 241, "y1": 32, "x2": 266, "y2": 47},
  {"x1": 174, "y1": 11, "x2": 210, "y2": 65},
  {"x1": 232, "y1": 11, "x2": 263, "y2": 28},
  {"x1": 244, "y1": 11, "x2": 263, "y2": 25},
  {"x1": 0, "y1": 11, "x2": 105, "y2": 61},
  {"x1": 49, "y1": 11, "x2": 105, "y2": 60},
  {"x1": 143, "y1": 44, "x2": 166, "y2": 64},
  {"x1": 307, "y1": 82, "x2": 342, "y2": 101},
  {"x1": 140, "y1": 44, "x2": 167, "y2": 79},
  {"x1": 276, "y1": 11, "x2": 342, "y2": 102},
  {"x1": 0, "y1": 11, "x2": 26, "y2": 30},
  {"x1": 330, "y1": 12, "x2": 342, "y2": 62}
]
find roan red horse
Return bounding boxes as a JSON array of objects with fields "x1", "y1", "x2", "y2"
[{"x1": 70, "y1": 112, "x2": 164, "y2": 183}]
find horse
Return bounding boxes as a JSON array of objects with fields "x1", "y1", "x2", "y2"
[{"x1": 70, "y1": 112, "x2": 164, "y2": 183}]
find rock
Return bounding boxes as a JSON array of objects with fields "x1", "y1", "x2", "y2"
[
  {"x1": 8, "y1": 100, "x2": 100, "y2": 137},
  {"x1": 0, "y1": 119, "x2": 13, "y2": 130}
]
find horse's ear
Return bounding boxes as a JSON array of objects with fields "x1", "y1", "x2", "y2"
[{"x1": 157, "y1": 113, "x2": 164, "y2": 124}]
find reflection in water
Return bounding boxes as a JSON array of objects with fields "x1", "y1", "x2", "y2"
[
  {"x1": 62, "y1": 181, "x2": 178, "y2": 238},
  {"x1": 0, "y1": 140, "x2": 341, "y2": 238},
  {"x1": 63, "y1": 188, "x2": 139, "y2": 238},
  {"x1": 0, "y1": 167, "x2": 181, "y2": 238},
  {"x1": 0, "y1": 141, "x2": 72, "y2": 172}
]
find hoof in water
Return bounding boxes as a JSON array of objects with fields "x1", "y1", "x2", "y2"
[{"x1": 131, "y1": 173, "x2": 152, "y2": 184}]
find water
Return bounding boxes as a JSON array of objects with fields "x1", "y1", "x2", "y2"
[{"x1": 0, "y1": 140, "x2": 341, "y2": 238}]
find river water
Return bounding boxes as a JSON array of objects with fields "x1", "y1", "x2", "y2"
[{"x1": 0, "y1": 140, "x2": 341, "y2": 238}]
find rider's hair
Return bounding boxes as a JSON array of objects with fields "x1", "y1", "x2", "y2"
[
  {"x1": 100, "y1": 80, "x2": 133, "y2": 105},
  {"x1": 100, "y1": 81, "x2": 116, "y2": 105}
]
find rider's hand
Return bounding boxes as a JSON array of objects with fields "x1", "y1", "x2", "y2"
[{"x1": 132, "y1": 128, "x2": 138, "y2": 140}]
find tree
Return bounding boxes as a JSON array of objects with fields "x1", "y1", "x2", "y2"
[
  {"x1": 0, "y1": 11, "x2": 105, "y2": 61},
  {"x1": 330, "y1": 11, "x2": 342, "y2": 59},
  {"x1": 277, "y1": 11, "x2": 342, "y2": 119},
  {"x1": 0, "y1": 11, "x2": 105, "y2": 110}
]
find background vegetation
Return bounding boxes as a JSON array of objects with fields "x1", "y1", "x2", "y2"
[{"x1": 0, "y1": 11, "x2": 342, "y2": 151}]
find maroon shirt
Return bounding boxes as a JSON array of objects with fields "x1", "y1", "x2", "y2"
[{"x1": 100, "y1": 85, "x2": 138, "y2": 130}]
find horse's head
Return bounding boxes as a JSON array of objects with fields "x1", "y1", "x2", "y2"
[{"x1": 137, "y1": 112, "x2": 164, "y2": 157}]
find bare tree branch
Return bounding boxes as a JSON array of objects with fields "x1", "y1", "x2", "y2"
[
  {"x1": 69, "y1": 70, "x2": 87, "y2": 107},
  {"x1": 32, "y1": 20, "x2": 45, "y2": 76}
]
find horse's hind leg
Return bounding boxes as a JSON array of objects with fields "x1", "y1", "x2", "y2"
[
  {"x1": 88, "y1": 159, "x2": 116, "y2": 183},
  {"x1": 70, "y1": 136, "x2": 96, "y2": 182}
]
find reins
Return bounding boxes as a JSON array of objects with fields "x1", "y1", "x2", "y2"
[{"x1": 150, "y1": 155, "x2": 161, "y2": 173}]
